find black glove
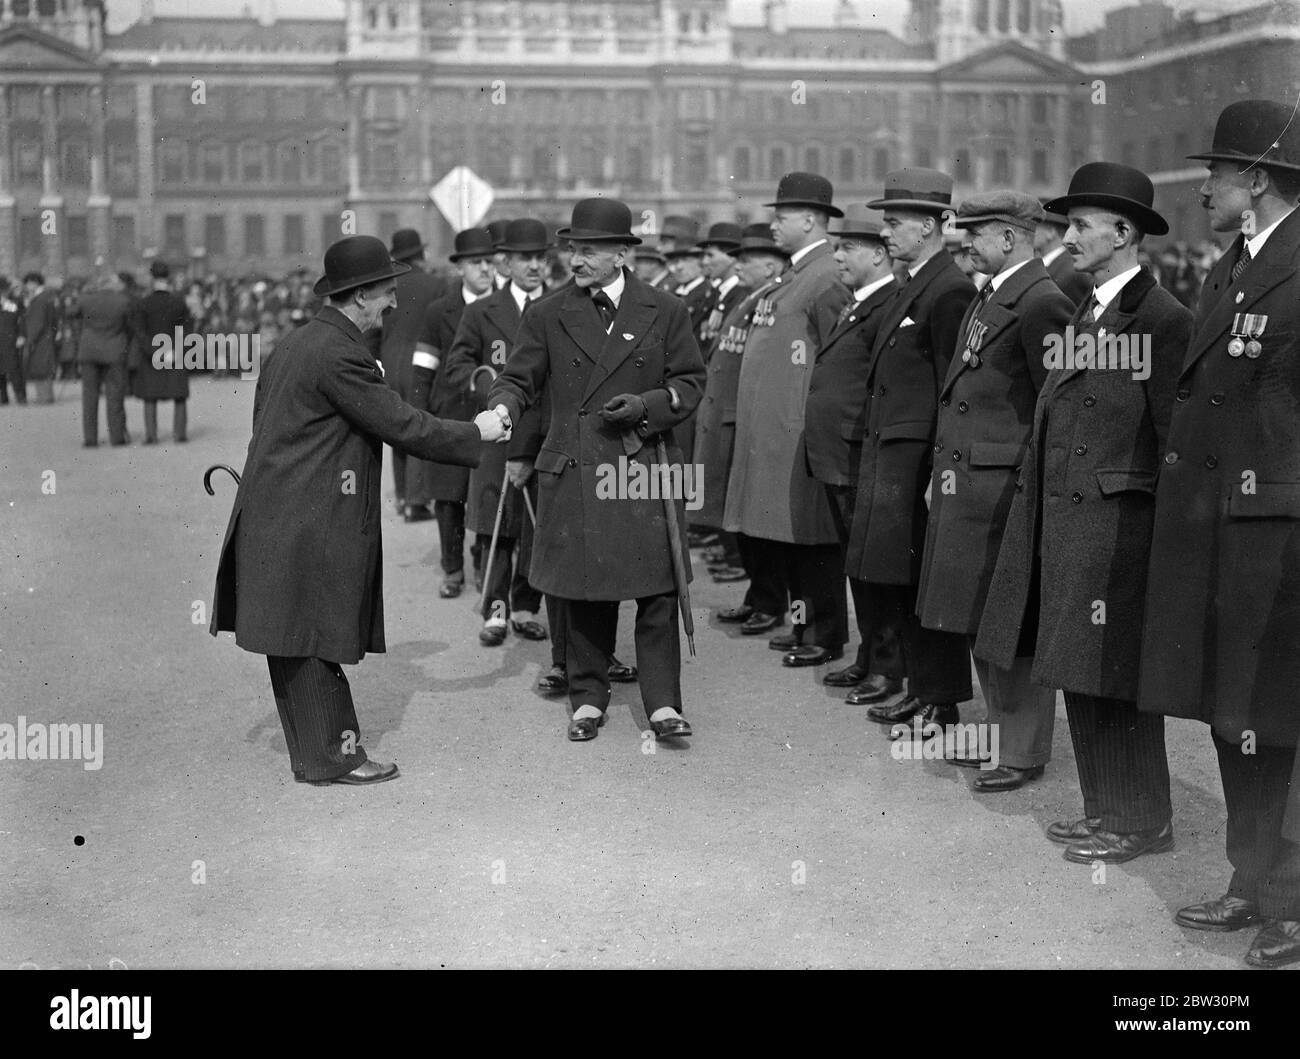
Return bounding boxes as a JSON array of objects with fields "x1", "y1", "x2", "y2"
[{"x1": 598, "y1": 393, "x2": 646, "y2": 427}]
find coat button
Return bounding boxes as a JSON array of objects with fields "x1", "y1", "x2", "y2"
[
  {"x1": 889, "y1": 338, "x2": 896, "y2": 347},
  {"x1": 1075, "y1": 444, "x2": 1087, "y2": 455},
  {"x1": 572, "y1": 358, "x2": 581, "y2": 367},
  {"x1": 578, "y1": 409, "x2": 587, "y2": 417},
  {"x1": 933, "y1": 443, "x2": 942, "y2": 453},
  {"x1": 1205, "y1": 455, "x2": 1218, "y2": 468},
  {"x1": 940, "y1": 397, "x2": 950, "y2": 407},
  {"x1": 879, "y1": 385, "x2": 887, "y2": 395},
  {"x1": 1165, "y1": 451, "x2": 1179, "y2": 465},
  {"x1": 635, "y1": 357, "x2": 645, "y2": 367},
  {"x1": 1176, "y1": 389, "x2": 1190, "y2": 402},
  {"x1": 1071, "y1": 491, "x2": 1083, "y2": 503},
  {"x1": 1083, "y1": 395, "x2": 1096, "y2": 407},
  {"x1": 1210, "y1": 393, "x2": 1225, "y2": 406},
  {"x1": 952, "y1": 449, "x2": 961, "y2": 461},
  {"x1": 957, "y1": 401, "x2": 968, "y2": 413},
  {"x1": 568, "y1": 458, "x2": 577, "y2": 468}
]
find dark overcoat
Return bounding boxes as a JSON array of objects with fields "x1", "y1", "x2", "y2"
[
  {"x1": 1139, "y1": 210, "x2": 1300, "y2": 746},
  {"x1": 22, "y1": 289, "x2": 59, "y2": 380},
  {"x1": 210, "y1": 306, "x2": 481, "y2": 663},
  {"x1": 486, "y1": 272, "x2": 705, "y2": 600},
  {"x1": 974, "y1": 268, "x2": 1192, "y2": 699},
  {"x1": 74, "y1": 290, "x2": 136, "y2": 367},
  {"x1": 380, "y1": 264, "x2": 445, "y2": 403},
  {"x1": 696, "y1": 276, "x2": 749, "y2": 354},
  {"x1": 916, "y1": 258, "x2": 1072, "y2": 634},
  {"x1": 802, "y1": 276, "x2": 897, "y2": 488},
  {"x1": 845, "y1": 249, "x2": 975, "y2": 583},
  {"x1": 132, "y1": 289, "x2": 192, "y2": 400}
]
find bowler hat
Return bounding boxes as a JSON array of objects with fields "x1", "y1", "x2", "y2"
[
  {"x1": 696, "y1": 221, "x2": 743, "y2": 251},
  {"x1": 556, "y1": 198, "x2": 642, "y2": 245},
  {"x1": 729, "y1": 222, "x2": 791, "y2": 259},
  {"x1": 765, "y1": 171, "x2": 844, "y2": 217},
  {"x1": 313, "y1": 235, "x2": 411, "y2": 297},
  {"x1": 485, "y1": 219, "x2": 512, "y2": 248},
  {"x1": 497, "y1": 218, "x2": 554, "y2": 254},
  {"x1": 149, "y1": 259, "x2": 171, "y2": 279},
  {"x1": 448, "y1": 227, "x2": 496, "y2": 262},
  {"x1": 389, "y1": 228, "x2": 427, "y2": 261},
  {"x1": 659, "y1": 215, "x2": 699, "y2": 244},
  {"x1": 953, "y1": 190, "x2": 1043, "y2": 231},
  {"x1": 1188, "y1": 99, "x2": 1300, "y2": 173},
  {"x1": 665, "y1": 244, "x2": 704, "y2": 259},
  {"x1": 636, "y1": 246, "x2": 667, "y2": 264},
  {"x1": 1045, "y1": 161, "x2": 1169, "y2": 236},
  {"x1": 831, "y1": 205, "x2": 886, "y2": 241},
  {"x1": 1037, "y1": 198, "x2": 1071, "y2": 228},
  {"x1": 866, "y1": 168, "x2": 954, "y2": 213}
]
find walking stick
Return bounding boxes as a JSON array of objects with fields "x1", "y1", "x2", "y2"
[
  {"x1": 203, "y1": 464, "x2": 241, "y2": 494},
  {"x1": 478, "y1": 461, "x2": 512, "y2": 616},
  {"x1": 655, "y1": 436, "x2": 695, "y2": 657},
  {"x1": 521, "y1": 485, "x2": 537, "y2": 530}
]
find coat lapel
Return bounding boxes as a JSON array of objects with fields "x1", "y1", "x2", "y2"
[
  {"x1": 1054, "y1": 266, "x2": 1154, "y2": 388},
  {"x1": 559, "y1": 283, "x2": 608, "y2": 364},
  {"x1": 580, "y1": 272, "x2": 659, "y2": 405},
  {"x1": 483, "y1": 287, "x2": 521, "y2": 351},
  {"x1": 941, "y1": 259, "x2": 1049, "y2": 397}
]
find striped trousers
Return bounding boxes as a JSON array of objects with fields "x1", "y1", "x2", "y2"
[
  {"x1": 1062, "y1": 691, "x2": 1171, "y2": 833},
  {"x1": 266, "y1": 656, "x2": 368, "y2": 782}
]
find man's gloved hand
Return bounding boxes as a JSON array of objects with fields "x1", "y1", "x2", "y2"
[
  {"x1": 506, "y1": 459, "x2": 534, "y2": 488},
  {"x1": 598, "y1": 393, "x2": 646, "y2": 427}
]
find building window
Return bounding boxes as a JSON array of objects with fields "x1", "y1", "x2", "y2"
[
  {"x1": 284, "y1": 214, "x2": 305, "y2": 255},
  {"x1": 532, "y1": 143, "x2": 557, "y2": 181},
  {"x1": 59, "y1": 86, "x2": 90, "y2": 120},
  {"x1": 13, "y1": 86, "x2": 41, "y2": 121},
  {"x1": 109, "y1": 142, "x2": 136, "y2": 192},
  {"x1": 378, "y1": 211, "x2": 399, "y2": 237},
  {"x1": 993, "y1": 149, "x2": 1011, "y2": 184},
  {"x1": 60, "y1": 140, "x2": 89, "y2": 186},
  {"x1": 279, "y1": 142, "x2": 303, "y2": 184},
  {"x1": 15, "y1": 140, "x2": 42, "y2": 185},
  {"x1": 369, "y1": 134, "x2": 400, "y2": 185},
  {"x1": 245, "y1": 215, "x2": 266, "y2": 257},
  {"x1": 733, "y1": 145, "x2": 752, "y2": 182},
  {"x1": 769, "y1": 145, "x2": 787, "y2": 179},
  {"x1": 625, "y1": 145, "x2": 645, "y2": 184},
  {"x1": 872, "y1": 147, "x2": 889, "y2": 180},
  {"x1": 160, "y1": 142, "x2": 186, "y2": 184},
  {"x1": 954, "y1": 148, "x2": 972, "y2": 182},
  {"x1": 1032, "y1": 149, "x2": 1048, "y2": 182},
  {"x1": 19, "y1": 215, "x2": 42, "y2": 259},
  {"x1": 804, "y1": 145, "x2": 821, "y2": 175},
  {"x1": 66, "y1": 215, "x2": 89, "y2": 258},
  {"x1": 975, "y1": 0, "x2": 990, "y2": 32},
  {"x1": 241, "y1": 142, "x2": 267, "y2": 182},
  {"x1": 1031, "y1": 95, "x2": 1049, "y2": 124},
  {"x1": 200, "y1": 143, "x2": 225, "y2": 183},
  {"x1": 1016, "y1": 0, "x2": 1031, "y2": 33},
  {"x1": 164, "y1": 214, "x2": 187, "y2": 252},
  {"x1": 159, "y1": 85, "x2": 187, "y2": 120},
  {"x1": 835, "y1": 146, "x2": 854, "y2": 183},
  {"x1": 113, "y1": 215, "x2": 137, "y2": 259},
  {"x1": 320, "y1": 142, "x2": 343, "y2": 186},
  {"x1": 107, "y1": 84, "x2": 136, "y2": 120},
  {"x1": 204, "y1": 215, "x2": 227, "y2": 256},
  {"x1": 683, "y1": 134, "x2": 709, "y2": 189}
]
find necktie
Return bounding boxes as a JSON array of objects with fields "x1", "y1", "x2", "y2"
[
  {"x1": 1081, "y1": 295, "x2": 1101, "y2": 328},
  {"x1": 837, "y1": 299, "x2": 859, "y2": 325},
  {"x1": 592, "y1": 289, "x2": 616, "y2": 330},
  {"x1": 1231, "y1": 243, "x2": 1252, "y2": 284}
]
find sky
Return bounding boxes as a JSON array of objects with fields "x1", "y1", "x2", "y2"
[{"x1": 102, "y1": 0, "x2": 1258, "y2": 36}]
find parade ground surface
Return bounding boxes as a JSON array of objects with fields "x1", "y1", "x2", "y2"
[{"x1": 0, "y1": 378, "x2": 1257, "y2": 970}]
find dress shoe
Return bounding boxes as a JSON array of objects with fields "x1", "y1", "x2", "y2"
[
  {"x1": 717, "y1": 604, "x2": 754, "y2": 623},
  {"x1": 973, "y1": 764, "x2": 1044, "y2": 792},
  {"x1": 309, "y1": 760, "x2": 399, "y2": 786},
  {"x1": 1244, "y1": 920, "x2": 1300, "y2": 968},
  {"x1": 567, "y1": 712, "x2": 607, "y2": 741},
  {"x1": 866, "y1": 694, "x2": 925, "y2": 725},
  {"x1": 739, "y1": 612, "x2": 779, "y2": 635},
  {"x1": 536, "y1": 665, "x2": 569, "y2": 694},
  {"x1": 1174, "y1": 895, "x2": 1261, "y2": 933},
  {"x1": 768, "y1": 631, "x2": 800, "y2": 650},
  {"x1": 946, "y1": 748, "x2": 991, "y2": 768},
  {"x1": 845, "y1": 675, "x2": 904, "y2": 705},
  {"x1": 479, "y1": 623, "x2": 508, "y2": 647},
  {"x1": 404, "y1": 505, "x2": 434, "y2": 523},
  {"x1": 1063, "y1": 822, "x2": 1174, "y2": 864},
  {"x1": 710, "y1": 566, "x2": 748, "y2": 583},
  {"x1": 1046, "y1": 817, "x2": 1102, "y2": 844},
  {"x1": 887, "y1": 701, "x2": 958, "y2": 739},
  {"x1": 687, "y1": 529, "x2": 718, "y2": 547},
  {"x1": 823, "y1": 663, "x2": 868, "y2": 688},
  {"x1": 439, "y1": 578, "x2": 463, "y2": 599},
  {"x1": 511, "y1": 619, "x2": 548, "y2": 641},
  {"x1": 702, "y1": 548, "x2": 729, "y2": 564},
  {"x1": 782, "y1": 644, "x2": 843, "y2": 667},
  {"x1": 608, "y1": 660, "x2": 638, "y2": 683},
  {"x1": 650, "y1": 715, "x2": 693, "y2": 740}
]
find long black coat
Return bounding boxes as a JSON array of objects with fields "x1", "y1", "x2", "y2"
[
  {"x1": 916, "y1": 258, "x2": 1071, "y2": 634},
  {"x1": 845, "y1": 250, "x2": 975, "y2": 583},
  {"x1": 975, "y1": 269, "x2": 1192, "y2": 699},
  {"x1": 22, "y1": 289, "x2": 59, "y2": 380},
  {"x1": 210, "y1": 307, "x2": 481, "y2": 663},
  {"x1": 487, "y1": 272, "x2": 705, "y2": 600},
  {"x1": 1140, "y1": 211, "x2": 1300, "y2": 746},
  {"x1": 380, "y1": 265, "x2": 445, "y2": 403},
  {"x1": 132, "y1": 289, "x2": 192, "y2": 400}
]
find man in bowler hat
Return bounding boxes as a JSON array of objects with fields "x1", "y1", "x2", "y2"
[
  {"x1": 1140, "y1": 100, "x2": 1300, "y2": 967},
  {"x1": 211, "y1": 235, "x2": 508, "y2": 785}
]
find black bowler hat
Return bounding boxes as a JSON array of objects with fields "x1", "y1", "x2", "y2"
[
  {"x1": 149, "y1": 259, "x2": 170, "y2": 278},
  {"x1": 313, "y1": 235, "x2": 410, "y2": 297},
  {"x1": 1037, "y1": 197, "x2": 1070, "y2": 228},
  {"x1": 765, "y1": 171, "x2": 844, "y2": 217},
  {"x1": 485, "y1": 219, "x2": 512, "y2": 248},
  {"x1": 696, "y1": 221, "x2": 744, "y2": 251},
  {"x1": 729, "y1": 222, "x2": 791, "y2": 259},
  {"x1": 556, "y1": 198, "x2": 642, "y2": 245},
  {"x1": 448, "y1": 227, "x2": 496, "y2": 262},
  {"x1": 1188, "y1": 99, "x2": 1300, "y2": 173},
  {"x1": 1045, "y1": 161, "x2": 1169, "y2": 236},
  {"x1": 497, "y1": 218, "x2": 554, "y2": 254},
  {"x1": 866, "y1": 168, "x2": 954, "y2": 213},
  {"x1": 388, "y1": 228, "x2": 427, "y2": 261}
]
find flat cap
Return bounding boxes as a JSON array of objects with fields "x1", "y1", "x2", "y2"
[{"x1": 953, "y1": 190, "x2": 1044, "y2": 231}]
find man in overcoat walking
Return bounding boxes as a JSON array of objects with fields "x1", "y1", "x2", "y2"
[{"x1": 211, "y1": 236, "x2": 503, "y2": 784}]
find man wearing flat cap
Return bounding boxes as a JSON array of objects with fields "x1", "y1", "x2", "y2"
[
  {"x1": 976, "y1": 162, "x2": 1191, "y2": 861},
  {"x1": 211, "y1": 235, "x2": 508, "y2": 785},
  {"x1": 726, "y1": 172, "x2": 852, "y2": 669},
  {"x1": 851, "y1": 167, "x2": 976, "y2": 736},
  {"x1": 916, "y1": 190, "x2": 1073, "y2": 788},
  {"x1": 1139, "y1": 99, "x2": 1300, "y2": 967},
  {"x1": 486, "y1": 198, "x2": 705, "y2": 743}
]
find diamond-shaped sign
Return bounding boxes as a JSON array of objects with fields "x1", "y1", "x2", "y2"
[{"x1": 430, "y1": 166, "x2": 494, "y2": 232}]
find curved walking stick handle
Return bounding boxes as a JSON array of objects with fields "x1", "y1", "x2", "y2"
[{"x1": 203, "y1": 464, "x2": 241, "y2": 496}]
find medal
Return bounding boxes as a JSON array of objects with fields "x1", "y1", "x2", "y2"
[
  {"x1": 1228, "y1": 337, "x2": 1245, "y2": 357},
  {"x1": 1229, "y1": 312, "x2": 1267, "y2": 360},
  {"x1": 1245, "y1": 339, "x2": 1262, "y2": 358},
  {"x1": 963, "y1": 351, "x2": 981, "y2": 368}
]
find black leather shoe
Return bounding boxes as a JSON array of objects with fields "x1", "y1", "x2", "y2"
[
  {"x1": 823, "y1": 663, "x2": 868, "y2": 687},
  {"x1": 973, "y1": 764, "x2": 1044, "y2": 792},
  {"x1": 536, "y1": 665, "x2": 568, "y2": 694},
  {"x1": 439, "y1": 578, "x2": 463, "y2": 599},
  {"x1": 608, "y1": 660, "x2": 638, "y2": 683},
  {"x1": 404, "y1": 505, "x2": 435, "y2": 522},
  {"x1": 845, "y1": 675, "x2": 904, "y2": 705},
  {"x1": 1244, "y1": 920, "x2": 1300, "y2": 968},
  {"x1": 947, "y1": 748, "x2": 991, "y2": 768},
  {"x1": 1046, "y1": 817, "x2": 1102, "y2": 844},
  {"x1": 309, "y1": 760, "x2": 399, "y2": 786},
  {"x1": 739, "y1": 612, "x2": 780, "y2": 635},
  {"x1": 867, "y1": 694, "x2": 925, "y2": 725},
  {"x1": 567, "y1": 712, "x2": 607, "y2": 741},
  {"x1": 511, "y1": 619, "x2": 548, "y2": 641},
  {"x1": 711, "y1": 566, "x2": 748, "y2": 583},
  {"x1": 1174, "y1": 895, "x2": 1261, "y2": 933},
  {"x1": 479, "y1": 624, "x2": 508, "y2": 647},
  {"x1": 887, "y1": 701, "x2": 958, "y2": 739},
  {"x1": 782, "y1": 644, "x2": 843, "y2": 667},
  {"x1": 1063, "y1": 822, "x2": 1174, "y2": 864},
  {"x1": 768, "y1": 631, "x2": 800, "y2": 650},
  {"x1": 650, "y1": 715, "x2": 693, "y2": 739},
  {"x1": 717, "y1": 604, "x2": 754, "y2": 623}
]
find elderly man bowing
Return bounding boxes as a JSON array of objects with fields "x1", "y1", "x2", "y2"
[{"x1": 211, "y1": 236, "x2": 506, "y2": 785}]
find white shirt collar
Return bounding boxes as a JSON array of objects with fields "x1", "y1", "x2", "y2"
[
  {"x1": 789, "y1": 238, "x2": 828, "y2": 268},
  {"x1": 987, "y1": 257, "x2": 1032, "y2": 292},
  {"x1": 596, "y1": 268, "x2": 626, "y2": 308},
  {"x1": 676, "y1": 275, "x2": 705, "y2": 296},
  {"x1": 1246, "y1": 206, "x2": 1296, "y2": 259},
  {"x1": 1091, "y1": 264, "x2": 1142, "y2": 314},
  {"x1": 717, "y1": 274, "x2": 740, "y2": 297},
  {"x1": 852, "y1": 273, "x2": 894, "y2": 303},
  {"x1": 462, "y1": 284, "x2": 487, "y2": 304},
  {"x1": 509, "y1": 282, "x2": 541, "y2": 313},
  {"x1": 907, "y1": 248, "x2": 941, "y2": 278},
  {"x1": 1040, "y1": 245, "x2": 1067, "y2": 268}
]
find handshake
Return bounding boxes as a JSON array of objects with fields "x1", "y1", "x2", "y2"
[{"x1": 474, "y1": 404, "x2": 512, "y2": 443}]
